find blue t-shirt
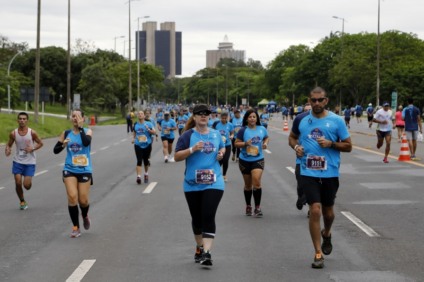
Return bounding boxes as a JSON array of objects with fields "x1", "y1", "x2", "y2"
[
  {"x1": 344, "y1": 109, "x2": 351, "y2": 118},
  {"x1": 402, "y1": 105, "x2": 421, "y2": 131},
  {"x1": 231, "y1": 117, "x2": 243, "y2": 139},
  {"x1": 64, "y1": 128, "x2": 92, "y2": 174},
  {"x1": 175, "y1": 129, "x2": 225, "y2": 192},
  {"x1": 292, "y1": 111, "x2": 350, "y2": 178},
  {"x1": 208, "y1": 117, "x2": 220, "y2": 128},
  {"x1": 236, "y1": 125, "x2": 268, "y2": 162},
  {"x1": 260, "y1": 113, "x2": 270, "y2": 126},
  {"x1": 214, "y1": 121, "x2": 234, "y2": 147},
  {"x1": 134, "y1": 121, "x2": 154, "y2": 148},
  {"x1": 177, "y1": 114, "x2": 189, "y2": 129},
  {"x1": 160, "y1": 119, "x2": 176, "y2": 138},
  {"x1": 156, "y1": 112, "x2": 164, "y2": 125}
]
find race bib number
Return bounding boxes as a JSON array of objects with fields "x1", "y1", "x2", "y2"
[
  {"x1": 72, "y1": 154, "x2": 89, "y2": 166},
  {"x1": 306, "y1": 155, "x2": 327, "y2": 170},
  {"x1": 235, "y1": 127, "x2": 240, "y2": 133},
  {"x1": 195, "y1": 169, "x2": 216, "y2": 184},
  {"x1": 138, "y1": 135, "x2": 147, "y2": 143},
  {"x1": 246, "y1": 145, "x2": 259, "y2": 156},
  {"x1": 18, "y1": 149, "x2": 27, "y2": 156},
  {"x1": 164, "y1": 129, "x2": 170, "y2": 135},
  {"x1": 221, "y1": 136, "x2": 227, "y2": 144}
]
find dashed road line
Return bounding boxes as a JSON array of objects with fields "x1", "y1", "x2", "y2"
[
  {"x1": 90, "y1": 152, "x2": 96, "y2": 155},
  {"x1": 264, "y1": 149, "x2": 272, "y2": 154},
  {"x1": 66, "y1": 259, "x2": 96, "y2": 282},
  {"x1": 99, "y1": 146, "x2": 109, "y2": 151},
  {"x1": 341, "y1": 211, "x2": 380, "y2": 237},
  {"x1": 34, "y1": 170, "x2": 48, "y2": 177},
  {"x1": 113, "y1": 142, "x2": 120, "y2": 146},
  {"x1": 286, "y1": 166, "x2": 295, "y2": 174},
  {"x1": 143, "y1": 182, "x2": 158, "y2": 194},
  {"x1": 0, "y1": 187, "x2": 5, "y2": 190}
]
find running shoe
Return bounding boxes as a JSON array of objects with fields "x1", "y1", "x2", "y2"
[
  {"x1": 200, "y1": 251, "x2": 213, "y2": 266},
  {"x1": 19, "y1": 201, "x2": 28, "y2": 210},
  {"x1": 232, "y1": 154, "x2": 235, "y2": 161},
  {"x1": 296, "y1": 195, "x2": 306, "y2": 210},
  {"x1": 194, "y1": 246, "x2": 204, "y2": 263},
  {"x1": 383, "y1": 157, "x2": 389, "y2": 163},
  {"x1": 169, "y1": 157, "x2": 175, "y2": 163},
  {"x1": 70, "y1": 226, "x2": 81, "y2": 238},
  {"x1": 236, "y1": 158, "x2": 239, "y2": 163},
  {"x1": 223, "y1": 176, "x2": 228, "y2": 182},
  {"x1": 83, "y1": 216, "x2": 91, "y2": 230},
  {"x1": 245, "y1": 205, "x2": 252, "y2": 216},
  {"x1": 311, "y1": 253, "x2": 324, "y2": 269},
  {"x1": 136, "y1": 176, "x2": 141, "y2": 185},
  {"x1": 321, "y1": 229, "x2": 333, "y2": 255},
  {"x1": 164, "y1": 156, "x2": 168, "y2": 163},
  {"x1": 254, "y1": 207, "x2": 263, "y2": 217},
  {"x1": 144, "y1": 174, "x2": 149, "y2": 184}
]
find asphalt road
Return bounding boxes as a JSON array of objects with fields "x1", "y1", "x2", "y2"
[{"x1": 0, "y1": 115, "x2": 422, "y2": 282}]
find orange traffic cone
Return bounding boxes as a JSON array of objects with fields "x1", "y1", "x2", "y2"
[
  {"x1": 90, "y1": 115, "x2": 96, "y2": 126},
  {"x1": 283, "y1": 121, "x2": 289, "y2": 131},
  {"x1": 398, "y1": 133, "x2": 410, "y2": 161}
]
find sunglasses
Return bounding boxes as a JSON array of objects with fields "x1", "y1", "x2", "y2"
[
  {"x1": 195, "y1": 111, "x2": 209, "y2": 116},
  {"x1": 310, "y1": 97, "x2": 327, "y2": 103}
]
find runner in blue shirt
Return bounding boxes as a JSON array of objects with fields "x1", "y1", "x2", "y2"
[
  {"x1": 231, "y1": 109, "x2": 243, "y2": 162},
  {"x1": 132, "y1": 111, "x2": 156, "y2": 184},
  {"x1": 212, "y1": 111, "x2": 234, "y2": 182},
  {"x1": 175, "y1": 104, "x2": 226, "y2": 267},
  {"x1": 235, "y1": 109, "x2": 269, "y2": 217},
  {"x1": 289, "y1": 87, "x2": 352, "y2": 269},
  {"x1": 207, "y1": 110, "x2": 219, "y2": 128},
  {"x1": 177, "y1": 108, "x2": 189, "y2": 136},
  {"x1": 158, "y1": 111, "x2": 177, "y2": 162},
  {"x1": 260, "y1": 108, "x2": 270, "y2": 129},
  {"x1": 53, "y1": 109, "x2": 93, "y2": 238}
]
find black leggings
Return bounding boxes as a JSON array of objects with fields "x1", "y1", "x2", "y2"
[
  {"x1": 134, "y1": 144, "x2": 152, "y2": 167},
  {"x1": 231, "y1": 138, "x2": 240, "y2": 158},
  {"x1": 219, "y1": 145, "x2": 231, "y2": 176},
  {"x1": 184, "y1": 189, "x2": 224, "y2": 238}
]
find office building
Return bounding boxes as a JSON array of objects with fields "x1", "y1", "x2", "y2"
[
  {"x1": 206, "y1": 35, "x2": 245, "y2": 68},
  {"x1": 136, "y1": 21, "x2": 182, "y2": 78}
]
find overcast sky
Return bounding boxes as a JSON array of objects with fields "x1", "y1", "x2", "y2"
[{"x1": 2, "y1": 0, "x2": 424, "y2": 77}]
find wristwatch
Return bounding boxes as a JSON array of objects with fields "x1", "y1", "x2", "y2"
[{"x1": 331, "y1": 142, "x2": 336, "y2": 149}]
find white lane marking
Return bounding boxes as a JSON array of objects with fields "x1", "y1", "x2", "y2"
[
  {"x1": 66, "y1": 259, "x2": 96, "y2": 282},
  {"x1": 99, "y1": 146, "x2": 109, "y2": 151},
  {"x1": 90, "y1": 152, "x2": 96, "y2": 155},
  {"x1": 143, "y1": 182, "x2": 158, "y2": 194},
  {"x1": 34, "y1": 170, "x2": 48, "y2": 177},
  {"x1": 286, "y1": 166, "x2": 295, "y2": 174},
  {"x1": 113, "y1": 142, "x2": 120, "y2": 146},
  {"x1": 341, "y1": 211, "x2": 380, "y2": 237},
  {"x1": 121, "y1": 139, "x2": 127, "y2": 142},
  {"x1": 264, "y1": 149, "x2": 272, "y2": 154},
  {"x1": 0, "y1": 187, "x2": 5, "y2": 190}
]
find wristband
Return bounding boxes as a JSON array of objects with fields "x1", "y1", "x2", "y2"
[
  {"x1": 331, "y1": 142, "x2": 336, "y2": 149},
  {"x1": 294, "y1": 144, "x2": 299, "y2": 151},
  {"x1": 189, "y1": 147, "x2": 193, "y2": 154}
]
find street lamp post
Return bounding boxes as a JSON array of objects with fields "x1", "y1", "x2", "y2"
[
  {"x1": 136, "y1": 16, "x2": 149, "y2": 110},
  {"x1": 126, "y1": 0, "x2": 140, "y2": 112},
  {"x1": 225, "y1": 65, "x2": 228, "y2": 107},
  {"x1": 114, "y1": 35, "x2": 125, "y2": 53},
  {"x1": 7, "y1": 51, "x2": 22, "y2": 113},
  {"x1": 333, "y1": 15, "x2": 346, "y2": 115},
  {"x1": 376, "y1": 0, "x2": 381, "y2": 107},
  {"x1": 67, "y1": 0, "x2": 71, "y2": 120}
]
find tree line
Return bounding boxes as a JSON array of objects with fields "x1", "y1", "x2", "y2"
[{"x1": 1, "y1": 30, "x2": 424, "y2": 116}]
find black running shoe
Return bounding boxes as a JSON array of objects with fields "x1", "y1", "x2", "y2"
[
  {"x1": 321, "y1": 229, "x2": 333, "y2": 255},
  {"x1": 136, "y1": 176, "x2": 141, "y2": 185},
  {"x1": 311, "y1": 254, "x2": 324, "y2": 269},
  {"x1": 194, "y1": 246, "x2": 204, "y2": 263},
  {"x1": 200, "y1": 251, "x2": 213, "y2": 266},
  {"x1": 296, "y1": 195, "x2": 306, "y2": 210},
  {"x1": 245, "y1": 205, "x2": 252, "y2": 216}
]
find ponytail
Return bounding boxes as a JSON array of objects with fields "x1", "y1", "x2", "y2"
[{"x1": 182, "y1": 116, "x2": 196, "y2": 133}]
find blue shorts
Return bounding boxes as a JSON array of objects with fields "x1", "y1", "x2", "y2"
[{"x1": 12, "y1": 161, "x2": 36, "y2": 177}]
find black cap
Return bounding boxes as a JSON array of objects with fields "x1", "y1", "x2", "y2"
[{"x1": 193, "y1": 104, "x2": 211, "y2": 115}]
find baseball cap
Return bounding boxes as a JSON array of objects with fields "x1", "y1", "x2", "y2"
[
  {"x1": 383, "y1": 102, "x2": 390, "y2": 107},
  {"x1": 368, "y1": 103, "x2": 372, "y2": 106},
  {"x1": 193, "y1": 104, "x2": 211, "y2": 115}
]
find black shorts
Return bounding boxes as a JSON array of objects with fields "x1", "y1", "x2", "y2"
[
  {"x1": 298, "y1": 175, "x2": 339, "y2": 207},
  {"x1": 63, "y1": 171, "x2": 93, "y2": 185},
  {"x1": 367, "y1": 116, "x2": 373, "y2": 122},
  {"x1": 161, "y1": 137, "x2": 174, "y2": 143},
  {"x1": 377, "y1": 130, "x2": 391, "y2": 138},
  {"x1": 355, "y1": 113, "x2": 362, "y2": 117},
  {"x1": 238, "y1": 158, "x2": 265, "y2": 175}
]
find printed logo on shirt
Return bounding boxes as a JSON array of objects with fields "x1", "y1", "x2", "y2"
[
  {"x1": 202, "y1": 141, "x2": 216, "y2": 154},
  {"x1": 70, "y1": 142, "x2": 82, "y2": 153},
  {"x1": 251, "y1": 136, "x2": 261, "y2": 144},
  {"x1": 308, "y1": 128, "x2": 324, "y2": 140}
]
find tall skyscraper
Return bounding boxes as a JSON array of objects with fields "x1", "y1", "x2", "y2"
[
  {"x1": 136, "y1": 21, "x2": 182, "y2": 78},
  {"x1": 206, "y1": 35, "x2": 245, "y2": 68}
]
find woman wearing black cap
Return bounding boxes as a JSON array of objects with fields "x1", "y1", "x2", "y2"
[{"x1": 175, "y1": 104, "x2": 226, "y2": 267}]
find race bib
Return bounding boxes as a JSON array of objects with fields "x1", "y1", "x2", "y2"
[
  {"x1": 72, "y1": 154, "x2": 89, "y2": 166},
  {"x1": 18, "y1": 149, "x2": 27, "y2": 156},
  {"x1": 221, "y1": 136, "x2": 227, "y2": 144},
  {"x1": 246, "y1": 145, "x2": 259, "y2": 156},
  {"x1": 306, "y1": 155, "x2": 327, "y2": 170},
  {"x1": 164, "y1": 129, "x2": 170, "y2": 135},
  {"x1": 138, "y1": 135, "x2": 147, "y2": 143},
  {"x1": 195, "y1": 169, "x2": 216, "y2": 184}
]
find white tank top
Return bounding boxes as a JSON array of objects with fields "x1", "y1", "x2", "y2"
[{"x1": 13, "y1": 128, "x2": 36, "y2": 165}]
